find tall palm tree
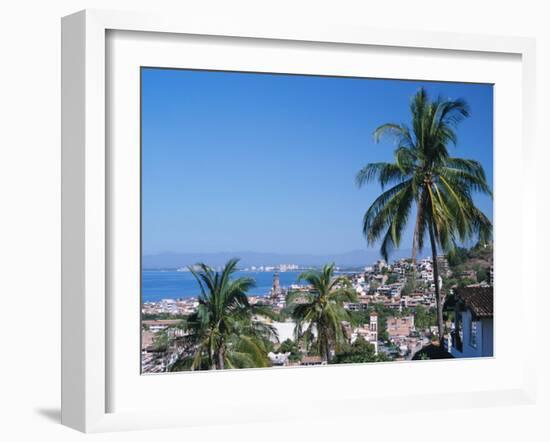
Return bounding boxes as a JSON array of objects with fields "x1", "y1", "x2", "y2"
[
  {"x1": 356, "y1": 88, "x2": 492, "y2": 347},
  {"x1": 177, "y1": 258, "x2": 278, "y2": 370},
  {"x1": 287, "y1": 264, "x2": 357, "y2": 363}
]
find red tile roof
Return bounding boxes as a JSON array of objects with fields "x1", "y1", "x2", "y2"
[
  {"x1": 455, "y1": 287, "x2": 493, "y2": 319},
  {"x1": 301, "y1": 355, "x2": 323, "y2": 364}
]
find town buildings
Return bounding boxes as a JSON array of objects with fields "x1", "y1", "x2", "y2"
[
  {"x1": 387, "y1": 315, "x2": 415, "y2": 338},
  {"x1": 141, "y1": 253, "x2": 492, "y2": 372}
]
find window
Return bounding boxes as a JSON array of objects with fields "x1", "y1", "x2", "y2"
[{"x1": 470, "y1": 320, "x2": 478, "y2": 348}]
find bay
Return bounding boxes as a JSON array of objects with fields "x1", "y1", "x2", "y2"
[{"x1": 142, "y1": 270, "x2": 303, "y2": 302}]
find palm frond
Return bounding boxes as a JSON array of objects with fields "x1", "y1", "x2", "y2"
[{"x1": 355, "y1": 162, "x2": 408, "y2": 189}]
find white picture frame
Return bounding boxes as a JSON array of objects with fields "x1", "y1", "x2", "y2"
[{"x1": 61, "y1": 9, "x2": 537, "y2": 433}]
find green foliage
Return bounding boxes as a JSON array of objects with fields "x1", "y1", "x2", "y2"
[
  {"x1": 278, "y1": 338, "x2": 302, "y2": 362},
  {"x1": 287, "y1": 263, "x2": 358, "y2": 362},
  {"x1": 261, "y1": 304, "x2": 293, "y2": 322},
  {"x1": 349, "y1": 310, "x2": 371, "y2": 325},
  {"x1": 378, "y1": 329, "x2": 390, "y2": 343},
  {"x1": 288, "y1": 353, "x2": 302, "y2": 362},
  {"x1": 331, "y1": 336, "x2": 390, "y2": 364},
  {"x1": 142, "y1": 313, "x2": 187, "y2": 321},
  {"x1": 476, "y1": 267, "x2": 489, "y2": 283},
  {"x1": 401, "y1": 276, "x2": 416, "y2": 296},
  {"x1": 400, "y1": 307, "x2": 412, "y2": 317},
  {"x1": 414, "y1": 306, "x2": 437, "y2": 331},
  {"x1": 278, "y1": 338, "x2": 298, "y2": 353},
  {"x1": 446, "y1": 243, "x2": 493, "y2": 287},
  {"x1": 357, "y1": 88, "x2": 492, "y2": 262},
  {"x1": 153, "y1": 331, "x2": 170, "y2": 352},
  {"x1": 175, "y1": 258, "x2": 278, "y2": 370},
  {"x1": 372, "y1": 304, "x2": 393, "y2": 317},
  {"x1": 446, "y1": 247, "x2": 470, "y2": 267},
  {"x1": 357, "y1": 88, "x2": 493, "y2": 345},
  {"x1": 458, "y1": 277, "x2": 477, "y2": 287},
  {"x1": 442, "y1": 277, "x2": 458, "y2": 290},
  {"x1": 263, "y1": 339, "x2": 275, "y2": 354}
]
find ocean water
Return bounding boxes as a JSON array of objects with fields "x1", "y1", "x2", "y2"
[{"x1": 142, "y1": 270, "x2": 303, "y2": 302}]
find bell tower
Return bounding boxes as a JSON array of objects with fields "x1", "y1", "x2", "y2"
[
  {"x1": 272, "y1": 271, "x2": 280, "y2": 298},
  {"x1": 369, "y1": 311, "x2": 378, "y2": 333},
  {"x1": 369, "y1": 311, "x2": 378, "y2": 355}
]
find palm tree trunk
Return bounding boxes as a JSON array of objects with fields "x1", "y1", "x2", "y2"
[
  {"x1": 412, "y1": 213, "x2": 421, "y2": 265},
  {"x1": 320, "y1": 333, "x2": 330, "y2": 364},
  {"x1": 428, "y1": 220, "x2": 445, "y2": 348},
  {"x1": 217, "y1": 347, "x2": 225, "y2": 370},
  {"x1": 411, "y1": 209, "x2": 424, "y2": 292}
]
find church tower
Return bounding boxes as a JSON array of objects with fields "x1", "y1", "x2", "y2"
[
  {"x1": 369, "y1": 311, "x2": 378, "y2": 355},
  {"x1": 369, "y1": 311, "x2": 378, "y2": 333},
  {"x1": 272, "y1": 271, "x2": 280, "y2": 298}
]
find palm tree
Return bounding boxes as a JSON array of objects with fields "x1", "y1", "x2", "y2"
[
  {"x1": 287, "y1": 264, "x2": 357, "y2": 363},
  {"x1": 177, "y1": 258, "x2": 278, "y2": 370},
  {"x1": 356, "y1": 88, "x2": 492, "y2": 346}
]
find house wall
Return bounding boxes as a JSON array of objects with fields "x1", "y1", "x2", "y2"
[
  {"x1": 451, "y1": 310, "x2": 490, "y2": 358},
  {"x1": 481, "y1": 318, "x2": 494, "y2": 357},
  {"x1": 387, "y1": 316, "x2": 415, "y2": 337}
]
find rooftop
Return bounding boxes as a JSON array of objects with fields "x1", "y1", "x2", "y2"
[
  {"x1": 301, "y1": 355, "x2": 323, "y2": 364},
  {"x1": 455, "y1": 287, "x2": 494, "y2": 319},
  {"x1": 142, "y1": 319, "x2": 183, "y2": 326}
]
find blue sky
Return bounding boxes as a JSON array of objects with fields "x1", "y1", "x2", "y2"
[{"x1": 141, "y1": 68, "x2": 493, "y2": 257}]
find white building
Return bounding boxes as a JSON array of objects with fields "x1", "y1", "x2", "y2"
[{"x1": 268, "y1": 352, "x2": 290, "y2": 366}]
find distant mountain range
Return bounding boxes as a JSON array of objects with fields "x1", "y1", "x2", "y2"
[{"x1": 142, "y1": 249, "x2": 414, "y2": 269}]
